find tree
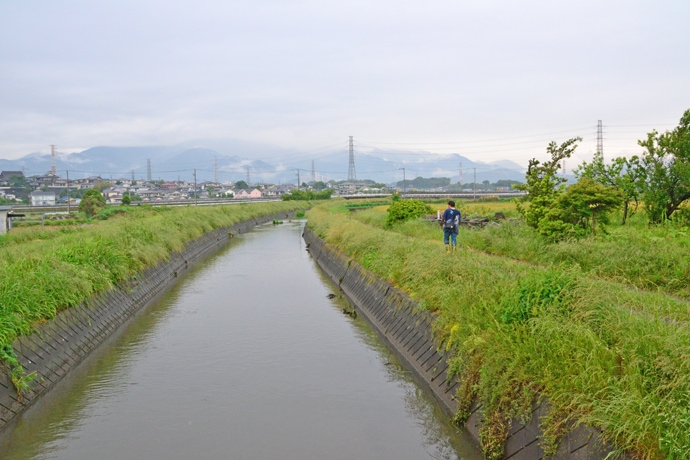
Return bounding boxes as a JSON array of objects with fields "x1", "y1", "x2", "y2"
[
  {"x1": 634, "y1": 109, "x2": 690, "y2": 223},
  {"x1": 121, "y1": 194, "x2": 131, "y2": 205},
  {"x1": 9, "y1": 175, "x2": 29, "y2": 188},
  {"x1": 234, "y1": 180, "x2": 249, "y2": 190},
  {"x1": 93, "y1": 180, "x2": 112, "y2": 192},
  {"x1": 514, "y1": 137, "x2": 582, "y2": 229},
  {"x1": 281, "y1": 189, "x2": 333, "y2": 201},
  {"x1": 546, "y1": 177, "x2": 623, "y2": 237},
  {"x1": 312, "y1": 181, "x2": 328, "y2": 191},
  {"x1": 79, "y1": 189, "x2": 106, "y2": 216},
  {"x1": 576, "y1": 151, "x2": 641, "y2": 224}
]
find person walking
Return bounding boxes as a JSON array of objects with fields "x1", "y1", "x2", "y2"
[{"x1": 441, "y1": 201, "x2": 460, "y2": 254}]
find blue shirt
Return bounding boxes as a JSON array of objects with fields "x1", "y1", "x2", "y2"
[{"x1": 441, "y1": 208, "x2": 460, "y2": 225}]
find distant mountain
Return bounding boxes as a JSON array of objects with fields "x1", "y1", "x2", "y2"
[{"x1": 0, "y1": 142, "x2": 529, "y2": 185}]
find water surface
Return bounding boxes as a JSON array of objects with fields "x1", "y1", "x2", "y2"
[{"x1": 0, "y1": 221, "x2": 482, "y2": 460}]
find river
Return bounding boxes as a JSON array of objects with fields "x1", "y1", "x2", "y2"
[{"x1": 0, "y1": 221, "x2": 482, "y2": 460}]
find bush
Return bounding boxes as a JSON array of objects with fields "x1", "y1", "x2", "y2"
[
  {"x1": 79, "y1": 189, "x2": 106, "y2": 217},
  {"x1": 385, "y1": 199, "x2": 433, "y2": 227},
  {"x1": 281, "y1": 189, "x2": 333, "y2": 201}
]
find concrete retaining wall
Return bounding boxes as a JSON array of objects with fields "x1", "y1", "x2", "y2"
[
  {"x1": 303, "y1": 227, "x2": 617, "y2": 460},
  {"x1": 0, "y1": 211, "x2": 294, "y2": 432}
]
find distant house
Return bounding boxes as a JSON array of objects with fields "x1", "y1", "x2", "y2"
[
  {"x1": 0, "y1": 171, "x2": 24, "y2": 186},
  {"x1": 234, "y1": 188, "x2": 262, "y2": 199},
  {"x1": 30, "y1": 190, "x2": 57, "y2": 206},
  {"x1": 102, "y1": 187, "x2": 125, "y2": 204},
  {"x1": 71, "y1": 176, "x2": 104, "y2": 190},
  {"x1": 263, "y1": 185, "x2": 293, "y2": 197}
]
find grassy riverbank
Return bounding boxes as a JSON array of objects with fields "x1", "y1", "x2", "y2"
[
  {"x1": 0, "y1": 202, "x2": 309, "y2": 348},
  {"x1": 307, "y1": 199, "x2": 690, "y2": 459}
]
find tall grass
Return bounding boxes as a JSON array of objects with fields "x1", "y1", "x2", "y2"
[
  {"x1": 307, "y1": 201, "x2": 690, "y2": 459},
  {"x1": 0, "y1": 202, "x2": 310, "y2": 348},
  {"x1": 349, "y1": 201, "x2": 690, "y2": 301}
]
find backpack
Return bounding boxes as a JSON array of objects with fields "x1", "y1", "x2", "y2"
[{"x1": 444, "y1": 210, "x2": 459, "y2": 230}]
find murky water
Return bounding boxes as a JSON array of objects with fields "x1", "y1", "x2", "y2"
[{"x1": 0, "y1": 221, "x2": 483, "y2": 460}]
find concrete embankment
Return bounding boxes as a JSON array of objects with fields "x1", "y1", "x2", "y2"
[
  {"x1": 0, "y1": 211, "x2": 294, "y2": 432},
  {"x1": 303, "y1": 226, "x2": 616, "y2": 460}
]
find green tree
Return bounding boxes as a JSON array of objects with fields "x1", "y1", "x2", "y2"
[
  {"x1": 576, "y1": 151, "x2": 641, "y2": 224},
  {"x1": 121, "y1": 194, "x2": 131, "y2": 205},
  {"x1": 634, "y1": 109, "x2": 690, "y2": 223},
  {"x1": 8, "y1": 175, "x2": 28, "y2": 188},
  {"x1": 494, "y1": 179, "x2": 523, "y2": 188},
  {"x1": 312, "y1": 181, "x2": 328, "y2": 191},
  {"x1": 281, "y1": 189, "x2": 333, "y2": 201},
  {"x1": 234, "y1": 180, "x2": 249, "y2": 190},
  {"x1": 93, "y1": 180, "x2": 112, "y2": 192},
  {"x1": 79, "y1": 189, "x2": 106, "y2": 216},
  {"x1": 541, "y1": 177, "x2": 623, "y2": 238},
  {"x1": 514, "y1": 137, "x2": 582, "y2": 228}
]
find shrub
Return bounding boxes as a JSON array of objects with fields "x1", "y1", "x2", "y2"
[
  {"x1": 79, "y1": 189, "x2": 106, "y2": 216},
  {"x1": 385, "y1": 199, "x2": 433, "y2": 227}
]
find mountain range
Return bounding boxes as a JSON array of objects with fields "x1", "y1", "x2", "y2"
[{"x1": 0, "y1": 140, "x2": 529, "y2": 185}]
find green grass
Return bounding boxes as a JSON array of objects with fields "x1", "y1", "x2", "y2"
[
  {"x1": 306, "y1": 200, "x2": 690, "y2": 459},
  {"x1": 0, "y1": 202, "x2": 311, "y2": 348},
  {"x1": 350, "y1": 201, "x2": 690, "y2": 301}
]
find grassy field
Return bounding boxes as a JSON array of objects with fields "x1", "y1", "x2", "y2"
[
  {"x1": 0, "y1": 202, "x2": 310, "y2": 349},
  {"x1": 308, "y1": 198, "x2": 690, "y2": 459}
]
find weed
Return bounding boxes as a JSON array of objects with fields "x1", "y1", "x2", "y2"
[
  {"x1": 306, "y1": 200, "x2": 690, "y2": 459},
  {"x1": 0, "y1": 344, "x2": 38, "y2": 402}
]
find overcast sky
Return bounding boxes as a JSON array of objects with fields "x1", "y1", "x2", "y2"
[{"x1": 1, "y1": 0, "x2": 689, "y2": 169}]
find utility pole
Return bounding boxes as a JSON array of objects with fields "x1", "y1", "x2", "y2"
[
  {"x1": 399, "y1": 167, "x2": 406, "y2": 195},
  {"x1": 311, "y1": 160, "x2": 316, "y2": 182},
  {"x1": 473, "y1": 167, "x2": 476, "y2": 200},
  {"x1": 131, "y1": 169, "x2": 135, "y2": 182},
  {"x1": 348, "y1": 136, "x2": 356, "y2": 181},
  {"x1": 246, "y1": 166, "x2": 250, "y2": 185},
  {"x1": 66, "y1": 170, "x2": 70, "y2": 214},
  {"x1": 597, "y1": 119, "x2": 604, "y2": 160},
  {"x1": 459, "y1": 162, "x2": 463, "y2": 185},
  {"x1": 147, "y1": 158, "x2": 152, "y2": 182},
  {"x1": 193, "y1": 169, "x2": 197, "y2": 206}
]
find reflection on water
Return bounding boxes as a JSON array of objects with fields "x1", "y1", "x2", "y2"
[{"x1": 0, "y1": 221, "x2": 482, "y2": 460}]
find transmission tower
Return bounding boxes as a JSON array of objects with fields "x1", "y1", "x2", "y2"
[
  {"x1": 597, "y1": 120, "x2": 604, "y2": 160},
  {"x1": 347, "y1": 136, "x2": 356, "y2": 181},
  {"x1": 246, "y1": 166, "x2": 250, "y2": 185},
  {"x1": 311, "y1": 160, "x2": 316, "y2": 182},
  {"x1": 146, "y1": 158, "x2": 152, "y2": 181},
  {"x1": 214, "y1": 156, "x2": 218, "y2": 183},
  {"x1": 459, "y1": 162, "x2": 463, "y2": 185},
  {"x1": 50, "y1": 145, "x2": 57, "y2": 175}
]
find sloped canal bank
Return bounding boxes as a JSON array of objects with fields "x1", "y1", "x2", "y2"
[{"x1": 0, "y1": 221, "x2": 482, "y2": 460}]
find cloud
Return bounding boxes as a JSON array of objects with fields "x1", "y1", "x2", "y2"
[{"x1": 1, "y1": 0, "x2": 688, "y2": 167}]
